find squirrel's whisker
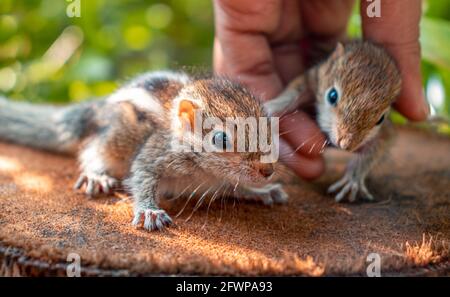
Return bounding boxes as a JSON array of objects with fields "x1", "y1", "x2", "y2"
[
  {"x1": 176, "y1": 181, "x2": 206, "y2": 218},
  {"x1": 185, "y1": 185, "x2": 213, "y2": 222},
  {"x1": 202, "y1": 182, "x2": 226, "y2": 229}
]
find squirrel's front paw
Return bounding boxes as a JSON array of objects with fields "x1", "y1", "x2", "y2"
[
  {"x1": 238, "y1": 183, "x2": 289, "y2": 206},
  {"x1": 132, "y1": 208, "x2": 173, "y2": 231},
  {"x1": 74, "y1": 171, "x2": 118, "y2": 197},
  {"x1": 328, "y1": 174, "x2": 374, "y2": 202},
  {"x1": 266, "y1": 183, "x2": 289, "y2": 204}
]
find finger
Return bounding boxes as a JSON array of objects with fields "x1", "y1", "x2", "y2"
[
  {"x1": 279, "y1": 111, "x2": 327, "y2": 158},
  {"x1": 272, "y1": 43, "x2": 304, "y2": 86},
  {"x1": 214, "y1": 37, "x2": 282, "y2": 100},
  {"x1": 279, "y1": 138, "x2": 325, "y2": 180},
  {"x1": 271, "y1": 0, "x2": 304, "y2": 84},
  {"x1": 361, "y1": 0, "x2": 429, "y2": 121},
  {"x1": 213, "y1": 0, "x2": 284, "y2": 100},
  {"x1": 300, "y1": 0, "x2": 355, "y2": 38},
  {"x1": 300, "y1": 0, "x2": 355, "y2": 63}
]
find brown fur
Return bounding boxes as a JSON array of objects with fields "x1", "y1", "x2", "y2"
[
  {"x1": 317, "y1": 42, "x2": 401, "y2": 148},
  {"x1": 0, "y1": 71, "x2": 287, "y2": 231},
  {"x1": 266, "y1": 41, "x2": 403, "y2": 202}
]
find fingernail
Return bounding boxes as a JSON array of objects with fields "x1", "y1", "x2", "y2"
[
  {"x1": 423, "y1": 103, "x2": 430, "y2": 119},
  {"x1": 421, "y1": 90, "x2": 430, "y2": 118}
]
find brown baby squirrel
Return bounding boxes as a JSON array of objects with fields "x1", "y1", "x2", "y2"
[
  {"x1": 265, "y1": 41, "x2": 402, "y2": 202},
  {"x1": 0, "y1": 71, "x2": 287, "y2": 231}
]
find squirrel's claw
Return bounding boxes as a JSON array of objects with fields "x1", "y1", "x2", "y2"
[
  {"x1": 237, "y1": 183, "x2": 289, "y2": 206},
  {"x1": 73, "y1": 172, "x2": 118, "y2": 197},
  {"x1": 328, "y1": 174, "x2": 374, "y2": 202},
  {"x1": 268, "y1": 183, "x2": 289, "y2": 204},
  {"x1": 132, "y1": 208, "x2": 173, "y2": 231}
]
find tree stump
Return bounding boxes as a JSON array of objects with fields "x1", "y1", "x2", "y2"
[{"x1": 0, "y1": 126, "x2": 448, "y2": 276}]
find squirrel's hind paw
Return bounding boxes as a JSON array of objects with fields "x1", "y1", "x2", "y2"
[
  {"x1": 237, "y1": 183, "x2": 289, "y2": 206},
  {"x1": 267, "y1": 183, "x2": 289, "y2": 204},
  {"x1": 132, "y1": 208, "x2": 173, "y2": 231},
  {"x1": 328, "y1": 174, "x2": 374, "y2": 203},
  {"x1": 74, "y1": 172, "x2": 118, "y2": 197}
]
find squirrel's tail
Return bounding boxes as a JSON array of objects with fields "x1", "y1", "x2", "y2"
[{"x1": 0, "y1": 96, "x2": 98, "y2": 154}]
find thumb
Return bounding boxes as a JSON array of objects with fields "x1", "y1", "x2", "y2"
[
  {"x1": 361, "y1": 0, "x2": 429, "y2": 121},
  {"x1": 389, "y1": 41, "x2": 428, "y2": 121}
]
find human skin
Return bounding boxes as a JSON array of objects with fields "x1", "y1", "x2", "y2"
[{"x1": 213, "y1": 0, "x2": 428, "y2": 179}]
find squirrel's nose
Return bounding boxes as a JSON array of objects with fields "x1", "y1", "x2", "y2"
[{"x1": 258, "y1": 163, "x2": 274, "y2": 178}]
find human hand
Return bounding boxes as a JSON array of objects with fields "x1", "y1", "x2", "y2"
[
  {"x1": 213, "y1": 0, "x2": 428, "y2": 180},
  {"x1": 361, "y1": 0, "x2": 428, "y2": 121}
]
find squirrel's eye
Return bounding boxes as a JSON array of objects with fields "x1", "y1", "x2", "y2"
[
  {"x1": 327, "y1": 87, "x2": 339, "y2": 106},
  {"x1": 212, "y1": 131, "x2": 229, "y2": 150},
  {"x1": 376, "y1": 114, "x2": 385, "y2": 126}
]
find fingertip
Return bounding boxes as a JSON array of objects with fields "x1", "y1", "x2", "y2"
[
  {"x1": 213, "y1": 37, "x2": 226, "y2": 74},
  {"x1": 394, "y1": 77, "x2": 429, "y2": 122},
  {"x1": 279, "y1": 111, "x2": 327, "y2": 158},
  {"x1": 360, "y1": 0, "x2": 426, "y2": 121},
  {"x1": 394, "y1": 98, "x2": 429, "y2": 122},
  {"x1": 213, "y1": 33, "x2": 283, "y2": 101},
  {"x1": 285, "y1": 155, "x2": 325, "y2": 180},
  {"x1": 296, "y1": 157, "x2": 325, "y2": 180},
  {"x1": 279, "y1": 139, "x2": 325, "y2": 180}
]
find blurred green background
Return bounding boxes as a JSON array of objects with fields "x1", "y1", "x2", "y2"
[
  {"x1": 0, "y1": 0, "x2": 449, "y2": 127},
  {"x1": 0, "y1": 0, "x2": 214, "y2": 103}
]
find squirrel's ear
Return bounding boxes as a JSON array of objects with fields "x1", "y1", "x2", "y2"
[
  {"x1": 331, "y1": 42, "x2": 345, "y2": 59},
  {"x1": 178, "y1": 99, "x2": 199, "y2": 132}
]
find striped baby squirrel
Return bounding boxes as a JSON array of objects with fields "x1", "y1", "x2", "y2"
[
  {"x1": 265, "y1": 41, "x2": 402, "y2": 202},
  {"x1": 0, "y1": 71, "x2": 287, "y2": 231}
]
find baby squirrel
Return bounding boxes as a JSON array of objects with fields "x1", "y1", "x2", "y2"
[
  {"x1": 0, "y1": 71, "x2": 287, "y2": 231},
  {"x1": 265, "y1": 41, "x2": 402, "y2": 202}
]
